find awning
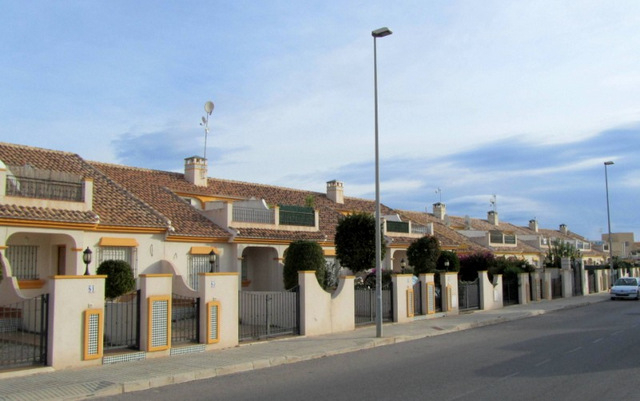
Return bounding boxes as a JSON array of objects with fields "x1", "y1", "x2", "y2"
[
  {"x1": 98, "y1": 237, "x2": 139, "y2": 247},
  {"x1": 190, "y1": 246, "x2": 220, "y2": 255}
]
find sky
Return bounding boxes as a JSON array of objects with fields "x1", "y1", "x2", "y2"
[{"x1": 1, "y1": 1, "x2": 639, "y2": 241}]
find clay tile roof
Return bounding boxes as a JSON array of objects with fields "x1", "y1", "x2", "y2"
[
  {"x1": 0, "y1": 142, "x2": 169, "y2": 229},
  {"x1": 0, "y1": 204, "x2": 98, "y2": 224}
]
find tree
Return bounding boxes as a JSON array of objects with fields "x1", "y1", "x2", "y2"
[
  {"x1": 459, "y1": 251, "x2": 496, "y2": 281},
  {"x1": 407, "y1": 236, "x2": 441, "y2": 274},
  {"x1": 437, "y1": 250, "x2": 460, "y2": 272},
  {"x1": 96, "y1": 260, "x2": 136, "y2": 300},
  {"x1": 283, "y1": 240, "x2": 326, "y2": 290},
  {"x1": 544, "y1": 239, "x2": 580, "y2": 267},
  {"x1": 335, "y1": 212, "x2": 386, "y2": 274}
]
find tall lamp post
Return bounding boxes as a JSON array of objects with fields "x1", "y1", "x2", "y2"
[
  {"x1": 604, "y1": 161, "x2": 614, "y2": 284},
  {"x1": 372, "y1": 26, "x2": 392, "y2": 338}
]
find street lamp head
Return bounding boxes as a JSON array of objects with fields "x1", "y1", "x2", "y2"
[
  {"x1": 604, "y1": 161, "x2": 614, "y2": 166},
  {"x1": 372, "y1": 27, "x2": 392, "y2": 38}
]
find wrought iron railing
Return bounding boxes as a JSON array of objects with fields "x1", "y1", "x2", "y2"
[
  {"x1": 232, "y1": 206, "x2": 275, "y2": 224},
  {"x1": 411, "y1": 224, "x2": 430, "y2": 234},
  {"x1": 6, "y1": 175, "x2": 84, "y2": 202}
]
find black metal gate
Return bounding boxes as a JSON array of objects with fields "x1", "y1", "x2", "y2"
[
  {"x1": 502, "y1": 277, "x2": 519, "y2": 306},
  {"x1": 588, "y1": 270, "x2": 595, "y2": 293},
  {"x1": 354, "y1": 284, "x2": 393, "y2": 326},
  {"x1": 172, "y1": 293, "x2": 200, "y2": 345},
  {"x1": 458, "y1": 279, "x2": 480, "y2": 311},
  {"x1": 0, "y1": 294, "x2": 48, "y2": 370},
  {"x1": 239, "y1": 289, "x2": 299, "y2": 341},
  {"x1": 104, "y1": 290, "x2": 139, "y2": 351}
]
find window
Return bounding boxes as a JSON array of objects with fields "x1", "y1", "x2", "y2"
[
  {"x1": 489, "y1": 231, "x2": 517, "y2": 245},
  {"x1": 188, "y1": 255, "x2": 210, "y2": 290},
  {"x1": 96, "y1": 246, "x2": 137, "y2": 276},
  {"x1": 5, "y1": 245, "x2": 38, "y2": 279}
]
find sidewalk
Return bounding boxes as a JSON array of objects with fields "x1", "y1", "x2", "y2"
[{"x1": 0, "y1": 293, "x2": 609, "y2": 401}]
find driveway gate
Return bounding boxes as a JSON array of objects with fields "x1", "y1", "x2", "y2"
[
  {"x1": 458, "y1": 279, "x2": 480, "y2": 311},
  {"x1": 104, "y1": 290, "x2": 139, "y2": 351},
  {"x1": 551, "y1": 276, "x2": 562, "y2": 299},
  {"x1": 354, "y1": 284, "x2": 393, "y2": 326},
  {"x1": 239, "y1": 289, "x2": 299, "y2": 342},
  {"x1": 0, "y1": 294, "x2": 48, "y2": 370}
]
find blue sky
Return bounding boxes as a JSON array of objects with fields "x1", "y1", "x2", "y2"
[{"x1": 1, "y1": 1, "x2": 639, "y2": 240}]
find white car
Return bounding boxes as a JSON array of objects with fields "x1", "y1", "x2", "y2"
[{"x1": 610, "y1": 277, "x2": 640, "y2": 300}]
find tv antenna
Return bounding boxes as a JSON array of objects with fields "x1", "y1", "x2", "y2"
[
  {"x1": 200, "y1": 100, "x2": 214, "y2": 160},
  {"x1": 490, "y1": 194, "x2": 497, "y2": 213},
  {"x1": 435, "y1": 187, "x2": 442, "y2": 203}
]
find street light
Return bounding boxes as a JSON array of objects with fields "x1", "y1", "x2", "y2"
[
  {"x1": 209, "y1": 250, "x2": 217, "y2": 273},
  {"x1": 372, "y1": 26, "x2": 392, "y2": 338},
  {"x1": 82, "y1": 247, "x2": 92, "y2": 276},
  {"x1": 604, "y1": 161, "x2": 614, "y2": 284}
]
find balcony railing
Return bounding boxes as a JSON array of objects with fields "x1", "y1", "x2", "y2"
[
  {"x1": 411, "y1": 224, "x2": 430, "y2": 234},
  {"x1": 387, "y1": 221, "x2": 409, "y2": 233},
  {"x1": 232, "y1": 206, "x2": 275, "y2": 224},
  {"x1": 279, "y1": 205, "x2": 315, "y2": 227},
  {"x1": 6, "y1": 175, "x2": 84, "y2": 202}
]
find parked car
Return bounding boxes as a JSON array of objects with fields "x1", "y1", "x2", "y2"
[{"x1": 610, "y1": 277, "x2": 640, "y2": 300}]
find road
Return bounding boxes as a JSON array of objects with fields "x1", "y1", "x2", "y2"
[{"x1": 100, "y1": 300, "x2": 640, "y2": 401}]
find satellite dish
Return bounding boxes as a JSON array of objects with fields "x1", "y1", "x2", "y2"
[{"x1": 204, "y1": 101, "x2": 214, "y2": 115}]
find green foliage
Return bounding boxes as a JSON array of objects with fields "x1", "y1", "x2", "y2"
[
  {"x1": 304, "y1": 195, "x2": 316, "y2": 209},
  {"x1": 407, "y1": 236, "x2": 441, "y2": 274},
  {"x1": 283, "y1": 240, "x2": 326, "y2": 290},
  {"x1": 437, "y1": 250, "x2": 460, "y2": 272},
  {"x1": 492, "y1": 257, "x2": 534, "y2": 279},
  {"x1": 96, "y1": 260, "x2": 135, "y2": 300},
  {"x1": 459, "y1": 251, "x2": 496, "y2": 281},
  {"x1": 544, "y1": 239, "x2": 580, "y2": 267},
  {"x1": 334, "y1": 212, "x2": 386, "y2": 273}
]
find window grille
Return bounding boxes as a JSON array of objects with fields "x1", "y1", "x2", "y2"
[
  {"x1": 5, "y1": 245, "x2": 39, "y2": 279},
  {"x1": 97, "y1": 246, "x2": 137, "y2": 276},
  {"x1": 188, "y1": 255, "x2": 210, "y2": 290}
]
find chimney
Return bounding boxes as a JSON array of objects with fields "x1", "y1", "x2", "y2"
[
  {"x1": 488, "y1": 210, "x2": 499, "y2": 226},
  {"x1": 184, "y1": 156, "x2": 208, "y2": 187},
  {"x1": 529, "y1": 219, "x2": 538, "y2": 232},
  {"x1": 433, "y1": 202, "x2": 446, "y2": 220},
  {"x1": 559, "y1": 224, "x2": 568, "y2": 235},
  {"x1": 326, "y1": 180, "x2": 344, "y2": 204}
]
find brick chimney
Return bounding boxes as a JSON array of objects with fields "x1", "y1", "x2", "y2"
[
  {"x1": 433, "y1": 202, "x2": 446, "y2": 220},
  {"x1": 529, "y1": 219, "x2": 538, "y2": 232},
  {"x1": 184, "y1": 156, "x2": 208, "y2": 187},
  {"x1": 488, "y1": 210, "x2": 499, "y2": 226},
  {"x1": 326, "y1": 180, "x2": 344, "y2": 204}
]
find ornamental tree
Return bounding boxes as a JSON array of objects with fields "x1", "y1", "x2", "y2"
[
  {"x1": 283, "y1": 240, "x2": 326, "y2": 290},
  {"x1": 406, "y1": 235, "x2": 441, "y2": 274},
  {"x1": 335, "y1": 212, "x2": 386, "y2": 274}
]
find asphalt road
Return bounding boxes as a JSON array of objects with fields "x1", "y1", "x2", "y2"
[{"x1": 100, "y1": 300, "x2": 640, "y2": 401}]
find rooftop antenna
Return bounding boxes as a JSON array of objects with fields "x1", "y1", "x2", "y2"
[
  {"x1": 435, "y1": 187, "x2": 442, "y2": 203},
  {"x1": 490, "y1": 194, "x2": 497, "y2": 213},
  {"x1": 200, "y1": 100, "x2": 214, "y2": 160}
]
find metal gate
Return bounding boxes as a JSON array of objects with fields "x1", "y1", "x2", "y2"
[
  {"x1": 172, "y1": 293, "x2": 200, "y2": 345},
  {"x1": 502, "y1": 277, "x2": 519, "y2": 306},
  {"x1": 104, "y1": 290, "x2": 139, "y2": 351},
  {"x1": 458, "y1": 279, "x2": 480, "y2": 311},
  {"x1": 413, "y1": 281, "x2": 423, "y2": 315},
  {"x1": 551, "y1": 276, "x2": 562, "y2": 299},
  {"x1": 354, "y1": 284, "x2": 393, "y2": 326},
  {"x1": 0, "y1": 294, "x2": 48, "y2": 370},
  {"x1": 239, "y1": 289, "x2": 299, "y2": 342}
]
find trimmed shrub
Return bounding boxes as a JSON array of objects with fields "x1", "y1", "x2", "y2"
[
  {"x1": 283, "y1": 240, "x2": 326, "y2": 290},
  {"x1": 437, "y1": 250, "x2": 460, "y2": 272},
  {"x1": 335, "y1": 212, "x2": 386, "y2": 274},
  {"x1": 96, "y1": 260, "x2": 136, "y2": 300},
  {"x1": 407, "y1": 236, "x2": 441, "y2": 274}
]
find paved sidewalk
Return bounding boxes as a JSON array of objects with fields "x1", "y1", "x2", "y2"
[{"x1": 0, "y1": 293, "x2": 609, "y2": 401}]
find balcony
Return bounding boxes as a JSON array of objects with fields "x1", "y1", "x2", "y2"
[
  {"x1": 6, "y1": 175, "x2": 84, "y2": 202},
  {"x1": 204, "y1": 199, "x2": 318, "y2": 232}
]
